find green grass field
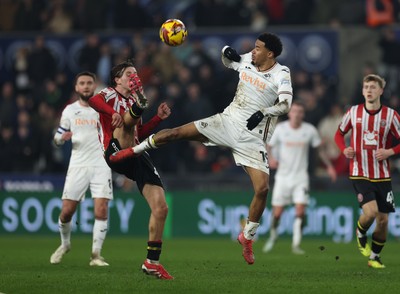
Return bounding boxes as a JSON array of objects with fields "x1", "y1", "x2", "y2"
[{"x1": 0, "y1": 236, "x2": 399, "y2": 294}]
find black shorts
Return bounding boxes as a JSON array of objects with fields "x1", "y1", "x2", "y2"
[
  {"x1": 105, "y1": 138, "x2": 164, "y2": 194},
  {"x1": 351, "y1": 179, "x2": 396, "y2": 213}
]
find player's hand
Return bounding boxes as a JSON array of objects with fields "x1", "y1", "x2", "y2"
[
  {"x1": 327, "y1": 165, "x2": 337, "y2": 182},
  {"x1": 129, "y1": 73, "x2": 148, "y2": 109},
  {"x1": 343, "y1": 147, "x2": 355, "y2": 159},
  {"x1": 61, "y1": 131, "x2": 73, "y2": 141},
  {"x1": 246, "y1": 111, "x2": 265, "y2": 131},
  {"x1": 223, "y1": 46, "x2": 241, "y2": 62},
  {"x1": 375, "y1": 148, "x2": 394, "y2": 161},
  {"x1": 157, "y1": 102, "x2": 171, "y2": 120},
  {"x1": 111, "y1": 112, "x2": 124, "y2": 128}
]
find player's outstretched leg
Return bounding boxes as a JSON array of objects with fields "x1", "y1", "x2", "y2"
[
  {"x1": 142, "y1": 259, "x2": 174, "y2": 280},
  {"x1": 50, "y1": 244, "x2": 71, "y2": 264},
  {"x1": 237, "y1": 232, "x2": 255, "y2": 265}
]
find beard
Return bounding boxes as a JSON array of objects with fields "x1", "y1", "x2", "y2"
[{"x1": 79, "y1": 92, "x2": 94, "y2": 102}]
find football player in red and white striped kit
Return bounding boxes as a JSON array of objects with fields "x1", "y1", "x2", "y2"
[
  {"x1": 89, "y1": 60, "x2": 173, "y2": 279},
  {"x1": 335, "y1": 74, "x2": 399, "y2": 269}
]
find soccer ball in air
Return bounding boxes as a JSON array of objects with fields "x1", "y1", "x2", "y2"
[{"x1": 159, "y1": 19, "x2": 187, "y2": 46}]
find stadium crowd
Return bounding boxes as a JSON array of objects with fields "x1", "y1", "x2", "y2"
[{"x1": 1, "y1": 0, "x2": 400, "y2": 180}]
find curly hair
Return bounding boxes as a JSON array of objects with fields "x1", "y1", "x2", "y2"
[{"x1": 257, "y1": 33, "x2": 283, "y2": 58}]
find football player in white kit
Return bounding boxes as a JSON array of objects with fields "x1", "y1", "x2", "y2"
[
  {"x1": 262, "y1": 101, "x2": 336, "y2": 255},
  {"x1": 109, "y1": 32, "x2": 293, "y2": 265},
  {"x1": 50, "y1": 72, "x2": 113, "y2": 266}
]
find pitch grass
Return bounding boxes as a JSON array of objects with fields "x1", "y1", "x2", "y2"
[{"x1": 1, "y1": 236, "x2": 399, "y2": 294}]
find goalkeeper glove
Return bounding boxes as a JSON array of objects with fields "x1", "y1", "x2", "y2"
[
  {"x1": 129, "y1": 73, "x2": 148, "y2": 109},
  {"x1": 246, "y1": 111, "x2": 264, "y2": 131},
  {"x1": 222, "y1": 46, "x2": 241, "y2": 62}
]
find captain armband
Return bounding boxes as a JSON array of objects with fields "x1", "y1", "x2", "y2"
[{"x1": 129, "y1": 102, "x2": 144, "y2": 118}]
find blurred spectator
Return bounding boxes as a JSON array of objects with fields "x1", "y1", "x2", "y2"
[
  {"x1": 14, "y1": 111, "x2": 40, "y2": 172},
  {"x1": 0, "y1": 82, "x2": 17, "y2": 126},
  {"x1": 14, "y1": 0, "x2": 46, "y2": 31},
  {"x1": 378, "y1": 26, "x2": 400, "y2": 94},
  {"x1": 114, "y1": 0, "x2": 153, "y2": 29},
  {"x1": 185, "y1": 141, "x2": 216, "y2": 173},
  {"x1": 12, "y1": 46, "x2": 31, "y2": 93},
  {"x1": 45, "y1": 0, "x2": 73, "y2": 33},
  {"x1": 75, "y1": 0, "x2": 109, "y2": 31},
  {"x1": 366, "y1": 0, "x2": 394, "y2": 27},
  {"x1": 0, "y1": 0, "x2": 18, "y2": 31},
  {"x1": 43, "y1": 79, "x2": 64, "y2": 110},
  {"x1": 182, "y1": 82, "x2": 214, "y2": 122},
  {"x1": 27, "y1": 36, "x2": 57, "y2": 89},
  {"x1": 152, "y1": 46, "x2": 182, "y2": 83},
  {"x1": 97, "y1": 43, "x2": 112, "y2": 85},
  {"x1": 284, "y1": 0, "x2": 315, "y2": 25},
  {"x1": 79, "y1": 33, "x2": 101, "y2": 73},
  {"x1": 317, "y1": 103, "x2": 348, "y2": 176},
  {"x1": 0, "y1": 123, "x2": 17, "y2": 172}
]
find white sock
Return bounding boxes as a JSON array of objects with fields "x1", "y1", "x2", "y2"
[
  {"x1": 59, "y1": 218, "x2": 72, "y2": 247},
  {"x1": 244, "y1": 220, "x2": 260, "y2": 240},
  {"x1": 133, "y1": 134, "x2": 157, "y2": 154},
  {"x1": 269, "y1": 216, "x2": 279, "y2": 241},
  {"x1": 292, "y1": 217, "x2": 303, "y2": 248},
  {"x1": 92, "y1": 219, "x2": 108, "y2": 255}
]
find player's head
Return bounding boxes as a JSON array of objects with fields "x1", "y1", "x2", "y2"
[
  {"x1": 257, "y1": 33, "x2": 283, "y2": 58},
  {"x1": 362, "y1": 74, "x2": 385, "y2": 103},
  {"x1": 288, "y1": 100, "x2": 305, "y2": 126},
  {"x1": 74, "y1": 71, "x2": 96, "y2": 101},
  {"x1": 110, "y1": 59, "x2": 136, "y2": 88}
]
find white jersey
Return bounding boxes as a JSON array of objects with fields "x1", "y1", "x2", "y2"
[
  {"x1": 222, "y1": 52, "x2": 293, "y2": 142},
  {"x1": 270, "y1": 121, "x2": 321, "y2": 179},
  {"x1": 54, "y1": 100, "x2": 107, "y2": 168}
]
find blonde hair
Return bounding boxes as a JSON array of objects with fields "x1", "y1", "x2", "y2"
[{"x1": 363, "y1": 74, "x2": 386, "y2": 89}]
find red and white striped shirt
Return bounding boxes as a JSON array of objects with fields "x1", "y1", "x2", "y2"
[
  {"x1": 338, "y1": 104, "x2": 400, "y2": 181},
  {"x1": 89, "y1": 87, "x2": 162, "y2": 152}
]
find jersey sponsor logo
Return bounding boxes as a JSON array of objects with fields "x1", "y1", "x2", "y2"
[
  {"x1": 75, "y1": 118, "x2": 97, "y2": 126},
  {"x1": 356, "y1": 118, "x2": 362, "y2": 124},
  {"x1": 363, "y1": 130, "x2": 378, "y2": 149},
  {"x1": 240, "y1": 72, "x2": 266, "y2": 91}
]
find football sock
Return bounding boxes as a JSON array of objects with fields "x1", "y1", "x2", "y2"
[
  {"x1": 244, "y1": 220, "x2": 260, "y2": 240},
  {"x1": 292, "y1": 217, "x2": 303, "y2": 248},
  {"x1": 59, "y1": 218, "x2": 72, "y2": 247},
  {"x1": 357, "y1": 221, "x2": 368, "y2": 236},
  {"x1": 92, "y1": 219, "x2": 108, "y2": 255},
  {"x1": 371, "y1": 233, "x2": 385, "y2": 256},
  {"x1": 133, "y1": 134, "x2": 157, "y2": 154},
  {"x1": 269, "y1": 216, "x2": 279, "y2": 241},
  {"x1": 147, "y1": 240, "x2": 162, "y2": 262}
]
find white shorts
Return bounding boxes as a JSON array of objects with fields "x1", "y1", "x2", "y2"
[
  {"x1": 271, "y1": 175, "x2": 310, "y2": 206},
  {"x1": 62, "y1": 166, "x2": 113, "y2": 201},
  {"x1": 194, "y1": 113, "x2": 269, "y2": 174}
]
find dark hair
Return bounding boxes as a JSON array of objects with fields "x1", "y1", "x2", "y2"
[
  {"x1": 257, "y1": 33, "x2": 283, "y2": 58},
  {"x1": 74, "y1": 71, "x2": 96, "y2": 85},
  {"x1": 110, "y1": 59, "x2": 135, "y2": 87}
]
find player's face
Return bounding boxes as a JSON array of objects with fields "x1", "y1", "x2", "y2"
[
  {"x1": 75, "y1": 75, "x2": 96, "y2": 101},
  {"x1": 288, "y1": 104, "x2": 305, "y2": 126},
  {"x1": 115, "y1": 66, "x2": 137, "y2": 93},
  {"x1": 251, "y1": 39, "x2": 273, "y2": 67},
  {"x1": 362, "y1": 81, "x2": 383, "y2": 104}
]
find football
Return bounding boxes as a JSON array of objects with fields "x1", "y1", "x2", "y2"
[{"x1": 159, "y1": 19, "x2": 187, "y2": 47}]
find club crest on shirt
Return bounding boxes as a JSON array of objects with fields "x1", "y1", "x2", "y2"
[
  {"x1": 357, "y1": 193, "x2": 363, "y2": 203},
  {"x1": 380, "y1": 120, "x2": 387, "y2": 127}
]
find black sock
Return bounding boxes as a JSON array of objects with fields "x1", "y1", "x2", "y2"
[
  {"x1": 357, "y1": 221, "x2": 368, "y2": 235},
  {"x1": 371, "y1": 234, "x2": 385, "y2": 255},
  {"x1": 147, "y1": 240, "x2": 162, "y2": 261}
]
